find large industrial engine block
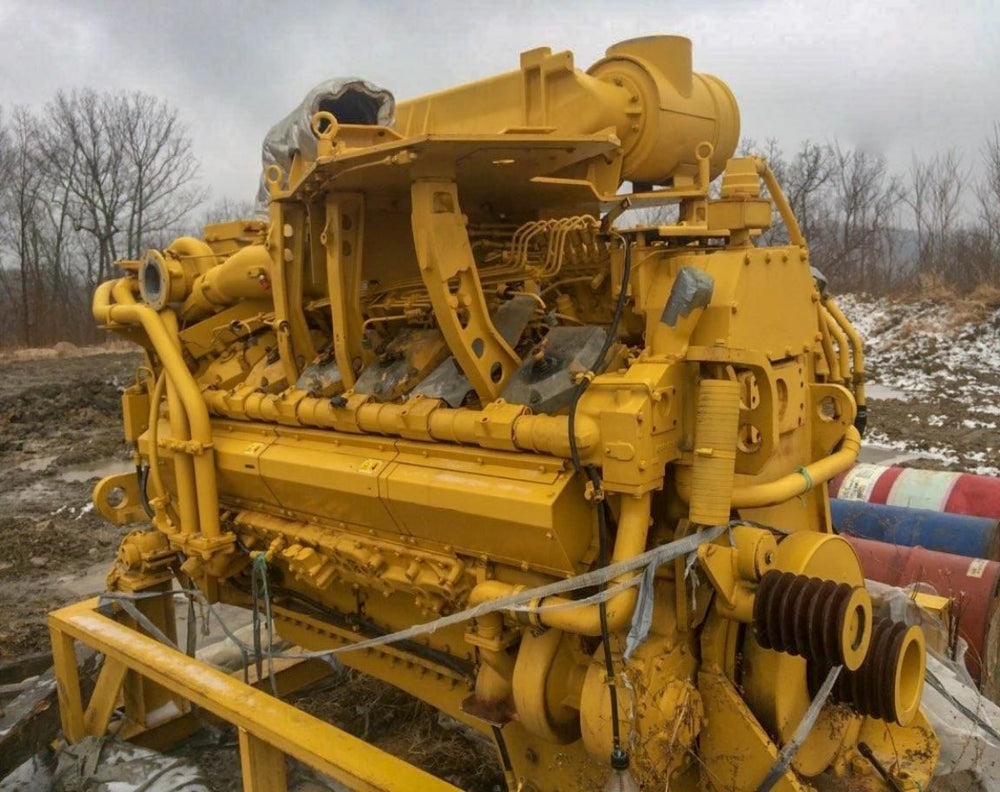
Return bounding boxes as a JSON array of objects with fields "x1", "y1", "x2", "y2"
[{"x1": 92, "y1": 36, "x2": 939, "y2": 791}]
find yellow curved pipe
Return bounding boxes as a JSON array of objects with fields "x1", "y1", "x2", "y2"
[
  {"x1": 94, "y1": 278, "x2": 221, "y2": 538},
  {"x1": 824, "y1": 296, "x2": 867, "y2": 411},
  {"x1": 754, "y1": 157, "x2": 805, "y2": 247},
  {"x1": 817, "y1": 302, "x2": 842, "y2": 382},
  {"x1": 467, "y1": 493, "x2": 652, "y2": 636},
  {"x1": 166, "y1": 236, "x2": 218, "y2": 271},
  {"x1": 676, "y1": 426, "x2": 861, "y2": 509},
  {"x1": 823, "y1": 307, "x2": 851, "y2": 385}
]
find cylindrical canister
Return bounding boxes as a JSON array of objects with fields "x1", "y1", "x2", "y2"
[
  {"x1": 832, "y1": 463, "x2": 1000, "y2": 520},
  {"x1": 831, "y1": 499, "x2": 1000, "y2": 560},
  {"x1": 844, "y1": 535, "x2": 1000, "y2": 687}
]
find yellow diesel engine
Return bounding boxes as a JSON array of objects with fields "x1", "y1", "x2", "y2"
[{"x1": 85, "y1": 36, "x2": 938, "y2": 791}]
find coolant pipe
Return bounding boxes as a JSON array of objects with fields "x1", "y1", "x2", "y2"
[
  {"x1": 823, "y1": 296, "x2": 867, "y2": 413},
  {"x1": 94, "y1": 278, "x2": 221, "y2": 538},
  {"x1": 754, "y1": 157, "x2": 805, "y2": 247},
  {"x1": 145, "y1": 371, "x2": 178, "y2": 535},
  {"x1": 161, "y1": 310, "x2": 201, "y2": 537},
  {"x1": 822, "y1": 307, "x2": 851, "y2": 385},
  {"x1": 468, "y1": 493, "x2": 652, "y2": 636},
  {"x1": 203, "y1": 390, "x2": 600, "y2": 459},
  {"x1": 676, "y1": 426, "x2": 861, "y2": 509},
  {"x1": 816, "y1": 302, "x2": 840, "y2": 381}
]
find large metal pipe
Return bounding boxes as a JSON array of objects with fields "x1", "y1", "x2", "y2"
[
  {"x1": 93, "y1": 279, "x2": 221, "y2": 538},
  {"x1": 833, "y1": 463, "x2": 1000, "y2": 520},
  {"x1": 832, "y1": 499, "x2": 1000, "y2": 560},
  {"x1": 202, "y1": 389, "x2": 600, "y2": 459},
  {"x1": 180, "y1": 244, "x2": 273, "y2": 321},
  {"x1": 394, "y1": 36, "x2": 740, "y2": 185}
]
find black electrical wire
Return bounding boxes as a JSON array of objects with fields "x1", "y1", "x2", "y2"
[
  {"x1": 590, "y1": 465, "x2": 625, "y2": 764},
  {"x1": 565, "y1": 233, "x2": 634, "y2": 770},
  {"x1": 490, "y1": 725, "x2": 514, "y2": 773},
  {"x1": 568, "y1": 236, "x2": 632, "y2": 473},
  {"x1": 137, "y1": 464, "x2": 154, "y2": 519}
]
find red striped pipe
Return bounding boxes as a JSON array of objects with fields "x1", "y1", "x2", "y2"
[{"x1": 831, "y1": 463, "x2": 1000, "y2": 520}]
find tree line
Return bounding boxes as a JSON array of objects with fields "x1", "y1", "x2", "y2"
[
  {"x1": 0, "y1": 90, "x2": 207, "y2": 347},
  {"x1": 1, "y1": 89, "x2": 998, "y2": 348},
  {"x1": 744, "y1": 130, "x2": 1000, "y2": 295}
]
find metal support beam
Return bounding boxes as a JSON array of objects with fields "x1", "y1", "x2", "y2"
[
  {"x1": 48, "y1": 599, "x2": 461, "y2": 792},
  {"x1": 240, "y1": 727, "x2": 288, "y2": 792}
]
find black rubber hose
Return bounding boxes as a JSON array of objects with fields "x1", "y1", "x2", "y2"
[
  {"x1": 568, "y1": 237, "x2": 632, "y2": 473},
  {"x1": 137, "y1": 464, "x2": 154, "y2": 518}
]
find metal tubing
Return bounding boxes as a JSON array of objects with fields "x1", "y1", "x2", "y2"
[
  {"x1": 831, "y1": 499, "x2": 1000, "y2": 560},
  {"x1": 94, "y1": 279, "x2": 221, "y2": 538},
  {"x1": 469, "y1": 493, "x2": 652, "y2": 636},
  {"x1": 754, "y1": 158, "x2": 805, "y2": 247},
  {"x1": 48, "y1": 599, "x2": 461, "y2": 792},
  {"x1": 180, "y1": 245, "x2": 272, "y2": 321},
  {"x1": 161, "y1": 311, "x2": 200, "y2": 536},
  {"x1": 816, "y1": 302, "x2": 840, "y2": 381},
  {"x1": 203, "y1": 389, "x2": 600, "y2": 459},
  {"x1": 733, "y1": 426, "x2": 860, "y2": 508},
  {"x1": 822, "y1": 307, "x2": 851, "y2": 385},
  {"x1": 676, "y1": 426, "x2": 861, "y2": 509},
  {"x1": 824, "y1": 296, "x2": 867, "y2": 410}
]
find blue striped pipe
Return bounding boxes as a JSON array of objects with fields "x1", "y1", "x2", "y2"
[{"x1": 830, "y1": 499, "x2": 1000, "y2": 560}]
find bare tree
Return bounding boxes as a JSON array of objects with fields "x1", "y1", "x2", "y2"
[
  {"x1": 825, "y1": 142, "x2": 905, "y2": 292},
  {"x1": 0, "y1": 108, "x2": 46, "y2": 345},
  {"x1": 0, "y1": 90, "x2": 204, "y2": 348},
  {"x1": 974, "y1": 124, "x2": 1000, "y2": 283},
  {"x1": 115, "y1": 92, "x2": 205, "y2": 258},
  {"x1": 907, "y1": 149, "x2": 967, "y2": 285},
  {"x1": 39, "y1": 89, "x2": 204, "y2": 286}
]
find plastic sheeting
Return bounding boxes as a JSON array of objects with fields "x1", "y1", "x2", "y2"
[
  {"x1": 255, "y1": 79, "x2": 395, "y2": 215},
  {"x1": 0, "y1": 736, "x2": 209, "y2": 792}
]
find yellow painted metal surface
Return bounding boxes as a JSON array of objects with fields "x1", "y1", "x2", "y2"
[
  {"x1": 48, "y1": 599, "x2": 462, "y2": 792},
  {"x1": 67, "y1": 34, "x2": 940, "y2": 791}
]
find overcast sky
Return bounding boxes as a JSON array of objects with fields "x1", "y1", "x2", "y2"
[{"x1": 1, "y1": 0, "x2": 997, "y2": 210}]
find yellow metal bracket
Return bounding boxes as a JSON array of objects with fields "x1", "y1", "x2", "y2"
[
  {"x1": 48, "y1": 598, "x2": 462, "y2": 792},
  {"x1": 410, "y1": 179, "x2": 520, "y2": 402},
  {"x1": 324, "y1": 193, "x2": 368, "y2": 389}
]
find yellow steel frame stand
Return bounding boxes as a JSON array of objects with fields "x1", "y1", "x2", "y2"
[{"x1": 48, "y1": 597, "x2": 461, "y2": 792}]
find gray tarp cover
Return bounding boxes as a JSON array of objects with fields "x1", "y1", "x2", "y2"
[{"x1": 255, "y1": 78, "x2": 395, "y2": 215}]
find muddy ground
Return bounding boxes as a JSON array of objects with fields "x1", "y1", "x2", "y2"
[{"x1": 0, "y1": 349, "x2": 140, "y2": 660}]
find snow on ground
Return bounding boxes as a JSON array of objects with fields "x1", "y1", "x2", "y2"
[{"x1": 835, "y1": 292, "x2": 1000, "y2": 476}]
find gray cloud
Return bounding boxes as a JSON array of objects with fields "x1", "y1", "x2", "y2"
[{"x1": 1, "y1": 0, "x2": 997, "y2": 209}]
